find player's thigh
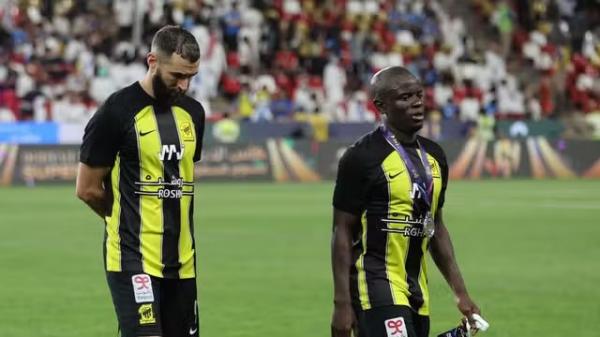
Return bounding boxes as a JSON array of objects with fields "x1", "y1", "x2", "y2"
[
  {"x1": 357, "y1": 305, "x2": 429, "y2": 337},
  {"x1": 160, "y1": 278, "x2": 199, "y2": 337},
  {"x1": 106, "y1": 272, "x2": 163, "y2": 337}
]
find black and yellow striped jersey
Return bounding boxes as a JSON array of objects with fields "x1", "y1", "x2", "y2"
[
  {"x1": 80, "y1": 82, "x2": 205, "y2": 279},
  {"x1": 333, "y1": 127, "x2": 448, "y2": 316}
]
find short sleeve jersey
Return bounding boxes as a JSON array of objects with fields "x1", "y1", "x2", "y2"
[
  {"x1": 80, "y1": 82, "x2": 205, "y2": 279},
  {"x1": 333, "y1": 127, "x2": 449, "y2": 315}
]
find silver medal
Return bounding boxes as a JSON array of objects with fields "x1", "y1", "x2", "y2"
[{"x1": 423, "y1": 211, "x2": 435, "y2": 238}]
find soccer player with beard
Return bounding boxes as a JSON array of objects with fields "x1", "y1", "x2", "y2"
[
  {"x1": 331, "y1": 67, "x2": 482, "y2": 337},
  {"x1": 76, "y1": 26, "x2": 205, "y2": 337}
]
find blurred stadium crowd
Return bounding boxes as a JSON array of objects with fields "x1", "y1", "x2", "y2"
[{"x1": 0, "y1": 0, "x2": 598, "y2": 133}]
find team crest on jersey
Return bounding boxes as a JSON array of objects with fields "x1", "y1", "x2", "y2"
[
  {"x1": 384, "y1": 317, "x2": 408, "y2": 337},
  {"x1": 138, "y1": 304, "x2": 156, "y2": 325},
  {"x1": 428, "y1": 159, "x2": 440, "y2": 178},
  {"x1": 180, "y1": 122, "x2": 195, "y2": 142},
  {"x1": 132, "y1": 274, "x2": 154, "y2": 303}
]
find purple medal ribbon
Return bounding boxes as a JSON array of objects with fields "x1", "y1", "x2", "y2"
[{"x1": 381, "y1": 124, "x2": 433, "y2": 208}]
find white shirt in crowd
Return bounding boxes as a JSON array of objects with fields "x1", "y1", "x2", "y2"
[
  {"x1": 346, "y1": 91, "x2": 375, "y2": 122},
  {"x1": 370, "y1": 50, "x2": 404, "y2": 71},
  {"x1": 113, "y1": 0, "x2": 134, "y2": 27},
  {"x1": 497, "y1": 76, "x2": 525, "y2": 115},
  {"x1": 324, "y1": 58, "x2": 346, "y2": 105},
  {"x1": 434, "y1": 83, "x2": 454, "y2": 108},
  {"x1": 484, "y1": 50, "x2": 507, "y2": 84},
  {"x1": 459, "y1": 97, "x2": 480, "y2": 122},
  {"x1": 191, "y1": 25, "x2": 227, "y2": 99},
  {"x1": 52, "y1": 95, "x2": 91, "y2": 124},
  {"x1": 0, "y1": 107, "x2": 16, "y2": 122},
  {"x1": 110, "y1": 61, "x2": 146, "y2": 91}
]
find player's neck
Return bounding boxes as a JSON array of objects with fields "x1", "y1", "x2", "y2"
[
  {"x1": 139, "y1": 75, "x2": 156, "y2": 99},
  {"x1": 385, "y1": 122, "x2": 417, "y2": 144}
]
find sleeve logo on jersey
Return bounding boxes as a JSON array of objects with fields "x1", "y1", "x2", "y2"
[
  {"x1": 180, "y1": 122, "x2": 195, "y2": 142},
  {"x1": 385, "y1": 317, "x2": 408, "y2": 337},
  {"x1": 132, "y1": 274, "x2": 154, "y2": 303},
  {"x1": 159, "y1": 144, "x2": 185, "y2": 161},
  {"x1": 138, "y1": 304, "x2": 157, "y2": 325}
]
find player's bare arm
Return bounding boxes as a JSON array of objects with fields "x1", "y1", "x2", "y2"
[
  {"x1": 76, "y1": 162, "x2": 111, "y2": 218},
  {"x1": 429, "y1": 208, "x2": 481, "y2": 320},
  {"x1": 331, "y1": 208, "x2": 359, "y2": 337}
]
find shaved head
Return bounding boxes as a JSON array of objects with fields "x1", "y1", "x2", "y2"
[
  {"x1": 369, "y1": 66, "x2": 418, "y2": 102},
  {"x1": 368, "y1": 66, "x2": 425, "y2": 137}
]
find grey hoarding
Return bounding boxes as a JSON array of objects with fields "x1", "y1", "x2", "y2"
[{"x1": 1, "y1": 138, "x2": 599, "y2": 186}]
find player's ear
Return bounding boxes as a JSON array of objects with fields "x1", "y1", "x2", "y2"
[{"x1": 147, "y1": 52, "x2": 158, "y2": 72}]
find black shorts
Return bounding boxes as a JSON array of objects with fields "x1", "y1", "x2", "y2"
[
  {"x1": 354, "y1": 305, "x2": 429, "y2": 337},
  {"x1": 106, "y1": 272, "x2": 199, "y2": 337}
]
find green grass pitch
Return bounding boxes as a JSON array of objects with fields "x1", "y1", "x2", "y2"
[{"x1": 0, "y1": 180, "x2": 598, "y2": 337}]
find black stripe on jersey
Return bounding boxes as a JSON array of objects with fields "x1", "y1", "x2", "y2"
[
  {"x1": 120, "y1": 151, "x2": 143, "y2": 271},
  {"x1": 155, "y1": 105, "x2": 182, "y2": 278},
  {"x1": 405, "y1": 235, "x2": 425, "y2": 309},
  {"x1": 404, "y1": 146, "x2": 427, "y2": 310}
]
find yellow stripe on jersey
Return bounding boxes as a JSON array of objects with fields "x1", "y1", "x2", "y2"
[
  {"x1": 381, "y1": 152, "x2": 412, "y2": 308},
  {"x1": 171, "y1": 106, "x2": 196, "y2": 278},
  {"x1": 106, "y1": 155, "x2": 122, "y2": 271},
  {"x1": 135, "y1": 106, "x2": 165, "y2": 277},
  {"x1": 357, "y1": 211, "x2": 370, "y2": 310}
]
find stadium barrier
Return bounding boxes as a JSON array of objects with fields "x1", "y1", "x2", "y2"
[
  {"x1": 4, "y1": 119, "x2": 568, "y2": 145},
  {"x1": 0, "y1": 119, "x2": 567, "y2": 147},
  {"x1": 0, "y1": 137, "x2": 599, "y2": 186}
]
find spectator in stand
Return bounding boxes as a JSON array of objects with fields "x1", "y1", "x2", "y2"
[
  {"x1": 113, "y1": 0, "x2": 135, "y2": 39},
  {"x1": 236, "y1": 82, "x2": 254, "y2": 121},
  {"x1": 0, "y1": 0, "x2": 598, "y2": 128},
  {"x1": 491, "y1": 1, "x2": 515, "y2": 58},
  {"x1": 221, "y1": 69, "x2": 242, "y2": 103},
  {"x1": 270, "y1": 91, "x2": 295, "y2": 121},
  {"x1": 192, "y1": 24, "x2": 227, "y2": 102},
  {"x1": 51, "y1": 91, "x2": 91, "y2": 124},
  {"x1": 294, "y1": 75, "x2": 314, "y2": 114},
  {"x1": 0, "y1": 105, "x2": 15, "y2": 122},
  {"x1": 497, "y1": 77, "x2": 526, "y2": 118},
  {"x1": 345, "y1": 90, "x2": 376, "y2": 122},
  {"x1": 19, "y1": 86, "x2": 47, "y2": 122},
  {"x1": 238, "y1": 34, "x2": 258, "y2": 75},
  {"x1": 222, "y1": 1, "x2": 242, "y2": 51},
  {"x1": 251, "y1": 84, "x2": 273, "y2": 122},
  {"x1": 323, "y1": 56, "x2": 347, "y2": 120}
]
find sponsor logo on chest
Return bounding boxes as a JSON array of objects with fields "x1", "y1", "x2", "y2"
[{"x1": 159, "y1": 144, "x2": 185, "y2": 161}]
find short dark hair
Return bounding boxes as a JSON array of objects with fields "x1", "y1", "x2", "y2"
[{"x1": 151, "y1": 25, "x2": 200, "y2": 62}]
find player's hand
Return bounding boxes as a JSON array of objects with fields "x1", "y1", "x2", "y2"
[
  {"x1": 331, "y1": 302, "x2": 355, "y2": 337},
  {"x1": 456, "y1": 294, "x2": 482, "y2": 333},
  {"x1": 456, "y1": 293, "x2": 480, "y2": 317}
]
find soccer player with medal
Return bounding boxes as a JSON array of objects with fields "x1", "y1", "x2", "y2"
[{"x1": 331, "y1": 66, "x2": 489, "y2": 337}]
